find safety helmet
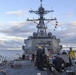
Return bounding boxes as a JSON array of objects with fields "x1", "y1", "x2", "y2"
[
  {"x1": 46, "y1": 54, "x2": 49, "y2": 56},
  {"x1": 38, "y1": 46, "x2": 42, "y2": 49}
]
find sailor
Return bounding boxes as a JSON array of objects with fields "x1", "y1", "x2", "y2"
[
  {"x1": 45, "y1": 54, "x2": 49, "y2": 65},
  {"x1": 43, "y1": 47, "x2": 49, "y2": 66},
  {"x1": 68, "y1": 47, "x2": 75, "y2": 59},
  {"x1": 36, "y1": 46, "x2": 44, "y2": 70},
  {"x1": 31, "y1": 53, "x2": 35, "y2": 62},
  {"x1": 68, "y1": 47, "x2": 75, "y2": 66},
  {"x1": 52, "y1": 54, "x2": 65, "y2": 72}
]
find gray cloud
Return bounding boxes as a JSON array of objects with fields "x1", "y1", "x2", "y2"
[
  {"x1": 52, "y1": 22, "x2": 76, "y2": 45},
  {"x1": 0, "y1": 21, "x2": 36, "y2": 37},
  {"x1": 0, "y1": 21, "x2": 76, "y2": 50},
  {"x1": 0, "y1": 40, "x2": 23, "y2": 50},
  {"x1": 0, "y1": 21, "x2": 37, "y2": 50}
]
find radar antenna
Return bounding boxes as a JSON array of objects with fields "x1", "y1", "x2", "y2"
[
  {"x1": 40, "y1": 0, "x2": 42, "y2": 2},
  {"x1": 27, "y1": 0, "x2": 57, "y2": 36}
]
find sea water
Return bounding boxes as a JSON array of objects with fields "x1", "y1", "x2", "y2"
[
  {"x1": 0, "y1": 50, "x2": 76, "y2": 62},
  {"x1": 0, "y1": 50, "x2": 24, "y2": 62}
]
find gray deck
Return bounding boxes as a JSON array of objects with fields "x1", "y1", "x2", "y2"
[
  {"x1": 0, "y1": 60, "x2": 68, "y2": 75},
  {"x1": 3, "y1": 60, "x2": 47, "y2": 75}
]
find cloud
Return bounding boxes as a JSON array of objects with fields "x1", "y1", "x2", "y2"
[
  {"x1": 6, "y1": 10, "x2": 26, "y2": 15},
  {"x1": 70, "y1": 22, "x2": 76, "y2": 26},
  {"x1": 0, "y1": 21, "x2": 36, "y2": 38},
  {"x1": 0, "y1": 40, "x2": 23, "y2": 50},
  {"x1": 52, "y1": 22, "x2": 76, "y2": 45},
  {"x1": 0, "y1": 20, "x2": 76, "y2": 50},
  {"x1": 0, "y1": 21, "x2": 37, "y2": 50}
]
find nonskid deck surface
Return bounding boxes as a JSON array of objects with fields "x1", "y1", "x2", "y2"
[
  {"x1": 3, "y1": 60, "x2": 47, "y2": 75},
  {"x1": 1, "y1": 60, "x2": 68, "y2": 75}
]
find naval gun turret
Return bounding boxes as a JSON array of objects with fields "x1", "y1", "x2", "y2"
[{"x1": 22, "y1": 0, "x2": 61, "y2": 57}]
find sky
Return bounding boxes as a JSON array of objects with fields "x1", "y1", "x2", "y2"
[{"x1": 0, "y1": 0, "x2": 76, "y2": 50}]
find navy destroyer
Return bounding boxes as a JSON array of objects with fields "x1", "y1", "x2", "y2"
[
  {"x1": 22, "y1": 0, "x2": 61, "y2": 58},
  {"x1": 0, "y1": 0, "x2": 76, "y2": 75}
]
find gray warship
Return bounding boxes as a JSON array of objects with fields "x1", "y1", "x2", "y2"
[
  {"x1": 0, "y1": 0, "x2": 76, "y2": 75},
  {"x1": 22, "y1": 0, "x2": 61, "y2": 58}
]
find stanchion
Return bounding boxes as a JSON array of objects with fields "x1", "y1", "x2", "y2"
[{"x1": 37, "y1": 73, "x2": 41, "y2": 75}]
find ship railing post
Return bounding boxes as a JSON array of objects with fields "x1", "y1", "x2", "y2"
[{"x1": 37, "y1": 73, "x2": 41, "y2": 75}]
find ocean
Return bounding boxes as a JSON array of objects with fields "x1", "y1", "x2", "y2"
[
  {"x1": 0, "y1": 50, "x2": 76, "y2": 62},
  {"x1": 0, "y1": 50, "x2": 24, "y2": 62}
]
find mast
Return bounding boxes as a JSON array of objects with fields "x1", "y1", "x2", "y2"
[{"x1": 27, "y1": 0, "x2": 57, "y2": 37}]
